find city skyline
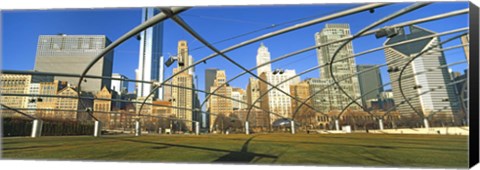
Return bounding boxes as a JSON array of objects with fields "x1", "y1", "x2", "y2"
[
  {"x1": 0, "y1": 2, "x2": 475, "y2": 168},
  {"x1": 2, "y1": 2, "x2": 469, "y2": 105}
]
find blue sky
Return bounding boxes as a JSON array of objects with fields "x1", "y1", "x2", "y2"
[{"x1": 1, "y1": 2, "x2": 469, "y2": 103}]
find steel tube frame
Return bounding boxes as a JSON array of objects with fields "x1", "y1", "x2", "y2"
[
  {"x1": 340, "y1": 59, "x2": 467, "y2": 120},
  {"x1": 397, "y1": 32, "x2": 469, "y2": 119},
  {"x1": 137, "y1": 3, "x2": 389, "y2": 117},
  {"x1": 75, "y1": 7, "x2": 189, "y2": 121},
  {"x1": 0, "y1": 103, "x2": 37, "y2": 120},
  {"x1": 200, "y1": 8, "x2": 468, "y2": 117},
  {"x1": 328, "y1": 3, "x2": 430, "y2": 121},
  {"x1": 290, "y1": 28, "x2": 468, "y2": 121}
]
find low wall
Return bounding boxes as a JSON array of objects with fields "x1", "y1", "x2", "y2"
[{"x1": 358, "y1": 126, "x2": 469, "y2": 135}]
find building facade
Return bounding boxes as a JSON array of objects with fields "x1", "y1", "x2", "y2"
[
  {"x1": 205, "y1": 68, "x2": 218, "y2": 98},
  {"x1": 246, "y1": 77, "x2": 261, "y2": 109},
  {"x1": 314, "y1": 24, "x2": 362, "y2": 113},
  {"x1": 34, "y1": 34, "x2": 113, "y2": 93},
  {"x1": 232, "y1": 88, "x2": 247, "y2": 110},
  {"x1": 208, "y1": 70, "x2": 233, "y2": 131},
  {"x1": 171, "y1": 40, "x2": 195, "y2": 131},
  {"x1": 383, "y1": 25, "x2": 460, "y2": 120},
  {"x1": 37, "y1": 80, "x2": 66, "y2": 119},
  {"x1": 356, "y1": 65, "x2": 384, "y2": 110},
  {"x1": 290, "y1": 81, "x2": 316, "y2": 125},
  {"x1": 256, "y1": 43, "x2": 272, "y2": 76},
  {"x1": 136, "y1": 8, "x2": 165, "y2": 100},
  {"x1": 259, "y1": 70, "x2": 300, "y2": 123},
  {"x1": 94, "y1": 86, "x2": 113, "y2": 128},
  {"x1": 0, "y1": 74, "x2": 32, "y2": 117}
]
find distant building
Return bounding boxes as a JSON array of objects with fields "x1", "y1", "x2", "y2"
[
  {"x1": 234, "y1": 109, "x2": 269, "y2": 131},
  {"x1": 378, "y1": 90, "x2": 395, "y2": 111},
  {"x1": 315, "y1": 24, "x2": 362, "y2": 113},
  {"x1": 56, "y1": 86, "x2": 93, "y2": 121},
  {"x1": 204, "y1": 68, "x2": 218, "y2": 98},
  {"x1": 162, "y1": 79, "x2": 173, "y2": 101},
  {"x1": 37, "y1": 80, "x2": 67, "y2": 119},
  {"x1": 34, "y1": 34, "x2": 113, "y2": 93},
  {"x1": 246, "y1": 77, "x2": 261, "y2": 108},
  {"x1": 94, "y1": 86, "x2": 113, "y2": 128},
  {"x1": 461, "y1": 34, "x2": 469, "y2": 63},
  {"x1": 111, "y1": 73, "x2": 129, "y2": 109},
  {"x1": 290, "y1": 81, "x2": 316, "y2": 126},
  {"x1": 111, "y1": 73, "x2": 129, "y2": 95},
  {"x1": 208, "y1": 70, "x2": 233, "y2": 132},
  {"x1": 232, "y1": 88, "x2": 247, "y2": 110},
  {"x1": 259, "y1": 70, "x2": 300, "y2": 123},
  {"x1": 356, "y1": 65, "x2": 384, "y2": 110},
  {"x1": 383, "y1": 25, "x2": 460, "y2": 121},
  {"x1": 26, "y1": 83, "x2": 40, "y2": 116},
  {"x1": 0, "y1": 74, "x2": 32, "y2": 117},
  {"x1": 256, "y1": 43, "x2": 272, "y2": 75},
  {"x1": 136, "y1": 8, "x2": 165, "y2": 100},
  {"x1": 171, "y1": 40, "x2": 195, "y2": 132}
]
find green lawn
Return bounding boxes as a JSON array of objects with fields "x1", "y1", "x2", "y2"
[{"x1": 1, "y1": 133, "x2": 468, "y2": 168}]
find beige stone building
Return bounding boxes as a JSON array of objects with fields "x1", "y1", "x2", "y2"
[
  {"x1": 56, "y1": 86, "x2": 93, "y2": 121},
  {"x1": 246, "y1": 77, "x2": 260, "y2": 108},
  {"x1": 37, "y1": 80, "x2": 67, "y2": 119},
  {"x1": 208, "y1": 70, "x2": 233, "y2": 131},
  {"x1": 56, "y1": 86, "x2": 79, "y2": 120},
  {"x1": 290, "y1": 81, "x2": 317, "y2": 127},
  {"x1": 94, "y1": 86, "x2": 112, "y2": 128},
  {"x1": 259, "y1": 70, "x2": 300, "y2": 123},
  {"x1": 171, "y1": 40, "x2": 195, "y2": 131},
  {"x1": 0, "y1": 74, "x2": 31, "y2": 117},
  {"x1": 232, "y1": 87, "x2": 247, "y2": 110}
]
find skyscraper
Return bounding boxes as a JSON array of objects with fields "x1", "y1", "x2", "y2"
[
  {"x1": 205, "y1": 68, "x2": 218, "y2": 97},
  {"x1": 314, "y1": 24, "x2": 362, "y2": 113},
  {"x1": 256, "y1": 43, "x2": 272, "y2": 75},
  {"x1": 208, "y1": 70, "x2": 233, "y2": 131},
  {"x1": 111, "y1": 73, "x2": 129, "y2": 95},
  {"x1": 356, "y1": 65, "x2": 384, "y2": 110},
  {"x1": 383, "y1": 25, "x2": 460, "y2": 120},
  {"x1": 171, "y1": 40, "x2": 195, "y2": 131},
  {"x1": 34, "y1": 34, "x2": 113, "y2": 93},
  {"x1": 259, "y1": 70, "x2": 300, "y2": 122},
  {"x1": 136, "y1": 8, "x2": 165, "y2": 100}
]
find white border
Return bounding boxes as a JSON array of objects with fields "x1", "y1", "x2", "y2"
[
  {"x1": 0, "y1": 0, "x2": 478, "y2": 170},
  {"x1": 0, "y1": 0, "x2": 476, "y2": 10}
]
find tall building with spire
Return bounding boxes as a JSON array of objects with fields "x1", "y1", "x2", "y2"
[
  {"x1": 136, "y1": 8, "x2": 165, "y2": 100},
  {"x1": 314, "y1": 24, "x2": 362, "y2": 113},
  {"x1": 171, "y1": 40, "x2": 195, "y2": 131},
  {"x1": 256, "y1": 43, "x2": 272, "y2": 75}
]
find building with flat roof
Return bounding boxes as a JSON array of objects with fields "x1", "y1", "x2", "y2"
[{"x1": 34, "y1": 34, "x2": 113, "y2": 93}]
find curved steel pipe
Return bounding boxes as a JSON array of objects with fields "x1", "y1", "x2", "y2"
[
  {"x1": 328, "y1": 3, "x2": 430, "y2": 120},
  {"x1": 137, "y1": 3, "x2": 389, "y2": 120},
  {"x1": 200, "y1": 8, "x2": 468, "y2": 113},
  {"x1": 290, "y1": 28, "x2": 467, "y2": 120},
  {"x1": 397, "y1": 33, "x2": 468, "y2": 118},
  {"x1": 75, "y1": 7, "x2": 189, "y2": 121}
]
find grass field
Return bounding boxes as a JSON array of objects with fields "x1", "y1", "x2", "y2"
[{"x1": 1, "y1": 133, "x2": 469, "y2": 168}]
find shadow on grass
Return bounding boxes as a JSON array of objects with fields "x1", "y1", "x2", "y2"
[
  {"x1": 212, "y1": 135, "x2": 278, "y2": 163},
  {"x1": 3, "y1": 145, "x2": 63, "y2": 151},
  {"x1": 112, "y1": 135, "x2": 278, "y2": 163}
]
